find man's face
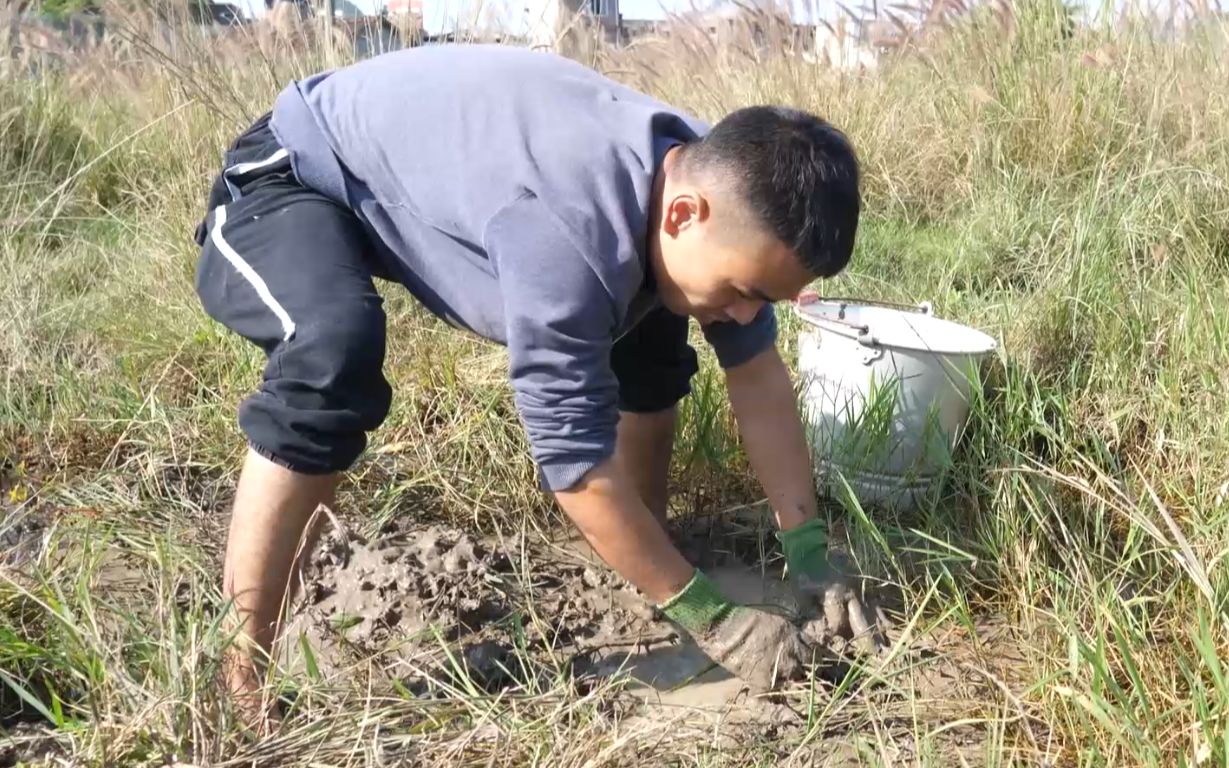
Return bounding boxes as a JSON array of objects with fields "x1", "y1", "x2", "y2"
[{"x1": 651, "y1": 184, "x2": 815, "y2": 326}]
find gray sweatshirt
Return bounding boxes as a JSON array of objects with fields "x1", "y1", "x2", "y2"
[{"x1": 270, "y1": 44, "x2": 777, "y2": 491}]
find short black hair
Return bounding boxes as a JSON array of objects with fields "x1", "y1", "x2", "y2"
[{"x1": 679, "y1": 106, "x2": 860, "y2": 278}]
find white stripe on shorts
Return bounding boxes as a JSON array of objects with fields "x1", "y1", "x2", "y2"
[
  {"x1": 208, "y1": 204, "x2": 297, "y2": 342},
  {"x1": 223, "y1": 147, "x2": 290, "y2": 201}
]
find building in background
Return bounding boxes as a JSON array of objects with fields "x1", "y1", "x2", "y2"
[
  {"x1": 255, "y1": 0, "x2": 617, "y2": 46},
  {"x1": 383, "y1": 0, "x2": 422, "y2": 16},
  {"x1": 224, "y1": 0, "x2": 888, "y2": 62}
]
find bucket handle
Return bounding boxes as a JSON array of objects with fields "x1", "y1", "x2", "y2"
[
  {"x1": 815, "y1": 296, "x2": 934, "y2": 318},
  {"x1": 796, "y1": 312, "x2": 884, "y2": 350},
  {"x1": 793, "y1": 293, "x2": 934, "y2": 346}
]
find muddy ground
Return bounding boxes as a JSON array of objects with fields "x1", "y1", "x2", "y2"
[
  {"x1": 278, "y1": 506, "x2": 1038, "y2": 755},
  {"x1": 1, "y1": 486, "x2": 1039, "y2": 763},
  {"x1": 283, "y1": 508, "x2": 806, "y2": 716}
]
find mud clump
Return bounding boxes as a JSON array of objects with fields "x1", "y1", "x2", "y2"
[
  {"x1": 304, "y1": 522, "x2": 515, "y2": 651},
  {"x1": 290, "y1": 518, "x2": 665, "y2": 696},
  {"x1": 530, "y1": 563, "x2": 659, "y2": 649}
]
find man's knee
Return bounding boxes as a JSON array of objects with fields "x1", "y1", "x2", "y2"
[{"x1": 239, "y1": 302, "x2": 392, "y2": 475}]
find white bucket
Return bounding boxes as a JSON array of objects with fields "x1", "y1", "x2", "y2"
[{"x1": 793, "y1": 296, "x2": 998, "y2": 512}]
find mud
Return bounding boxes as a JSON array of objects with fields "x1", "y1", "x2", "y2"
[
  {"x1": 303, "y1": 522, "x2": 515, "y2": 649},
  {"x1": 281, "y1": 508, "x2": 1035, "y2": 751},
  {"x1": 0, "y1": 722, "x2": 64, "y2": 768},
  {"x1": 282, "y1": 515, "x2": 668, "y2": 696},
  {"x1": 284, "y1": 507, "x2": 873, "y2": 737}
]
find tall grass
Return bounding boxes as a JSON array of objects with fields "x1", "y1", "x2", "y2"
[{"x1": 3, "y1": 0, "x2": 1229, "y2": 764}]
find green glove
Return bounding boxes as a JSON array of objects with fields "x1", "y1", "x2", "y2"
[
  {"x1": 657, "y1": 569, "x2": 734, "y2": 635},
  {"x1": 777, "y1": 517, "x2": 884, "y2": 654},
  {"x1": 657, "y1": 569, "x2": 811, "y2": 692},
  {"x1": 776, "y1": 516, "x2": 829, "y2": 581}
]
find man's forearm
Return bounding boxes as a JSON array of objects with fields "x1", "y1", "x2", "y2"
[
  {"x1": 554, "y1": 457, "x2": 695, "y2": 603},
  {"x1": 726, "y1": 347, "x2": 819, "y2": 531}
]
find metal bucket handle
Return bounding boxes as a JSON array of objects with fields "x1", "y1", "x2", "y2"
[{"x1": 795, "y1": 294, "x2": 934, "y2": 348}]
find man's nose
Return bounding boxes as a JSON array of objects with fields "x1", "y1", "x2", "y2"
[{"x1": 729, "y1": 298, "x2": 765, "y2": 325}]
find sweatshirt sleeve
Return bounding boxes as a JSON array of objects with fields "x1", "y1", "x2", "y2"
[
  {"x1": 485, "y1": 194, "x2": 621, "y2": 492},
  {"x1": 701, "y1": 303, "x2": 779, "y2": 369}
]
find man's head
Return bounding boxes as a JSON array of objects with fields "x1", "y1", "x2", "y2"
[{"x1": 649, "y1": 106, "x2": 860, "y2": 325}]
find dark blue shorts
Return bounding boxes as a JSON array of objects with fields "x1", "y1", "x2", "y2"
[{"x1": 193, "y1": 115, "x2": 698, "y2": 475}]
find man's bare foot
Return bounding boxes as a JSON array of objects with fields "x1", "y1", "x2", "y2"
[{"x1": 224, "y1": 647, "x2": 281, "y2": 738}]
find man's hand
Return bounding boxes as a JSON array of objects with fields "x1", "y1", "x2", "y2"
[
  {"x1": 555, "y1": 460, "x2": 812, "y2": 691},
  {"x1": 694, "y1": 607, "x2": 812, "y2": 692},
  {"x1": 726, "y1": 347, "x2": 885, "y2": 655},
  {"x1": 778, "y1": 518, "x2": 884, "y2": 655},
  {"x1": 659, "y1": 570, "x2": 811, "y2": 692}
]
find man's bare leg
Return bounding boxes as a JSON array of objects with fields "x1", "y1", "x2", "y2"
[
  {"x1": 614, "y1": 407, "x2": 677, "y2": 527},
  {"x1": 221, "y1": 448, "x2": 339, "y2": 728}
]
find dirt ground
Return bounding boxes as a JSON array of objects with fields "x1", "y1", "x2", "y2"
[
  {"x1": 283, "y1": 508, "x2": 806, "y2": 723},
  {"x1": 278, "y1": 506, "x2": 1039, "y2": 757},
  {"x1": 1, "y1": 486, "x2": 1040, "y2": 764}
]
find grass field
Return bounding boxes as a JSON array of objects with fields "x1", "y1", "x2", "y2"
[{"x1": 3, "y1": 1, "x2": 1229, "y2": 765}]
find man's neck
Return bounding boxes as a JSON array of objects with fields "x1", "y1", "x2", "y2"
[{"x1": 644, "y1": 145, "x2": 677, "y2": 294}]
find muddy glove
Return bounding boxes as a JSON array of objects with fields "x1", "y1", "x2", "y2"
[
  {"x1": 778, "y1": 518, "x2": 884, "y2": 655},
  {"x1": 658, "y1": 569, "x2": 811, "y2": 692}
]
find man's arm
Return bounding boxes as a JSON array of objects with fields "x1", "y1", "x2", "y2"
[
  {"x1": 554, "y1": 456, "x2": 693, "y2": 603},
  {"x1": 556, "y1": 454, "x2": 812, "y2": 691},
  {"x1": 486, "y1": 195, "x2": 696, "y2": 601},
  {"x1": 725, "y1": 345, "x2": 819, "y2": 532},
  {"x1": 726, "y1": 344, "x2": 885, "y2": 652},
  {"x1": 487, "y1": 198, "x2": 811, "y2": 687}
]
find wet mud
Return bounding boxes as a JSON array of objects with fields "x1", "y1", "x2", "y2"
[
  {"x1": 280, "y1": 508, "x2": 1036, "y2": 752},
  {"x1": 283, "y1": 515, "x2": 669, "y2": 696},
  {"x1": 284, "y1": 512, "x2": 799, "y2": 702}
]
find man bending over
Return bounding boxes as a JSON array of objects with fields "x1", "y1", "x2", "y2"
[{"x1": 192, "y1": 43, "x2": 872, "y2": 721}]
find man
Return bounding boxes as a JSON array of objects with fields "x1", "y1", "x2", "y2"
[{"x1": 192, "y1": 43, "x2": 875, "y2": 718}]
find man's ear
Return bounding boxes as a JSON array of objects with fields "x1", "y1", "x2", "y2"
[{"x1": 662, "y1": 192, "x2": 708, "y2": 237}]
